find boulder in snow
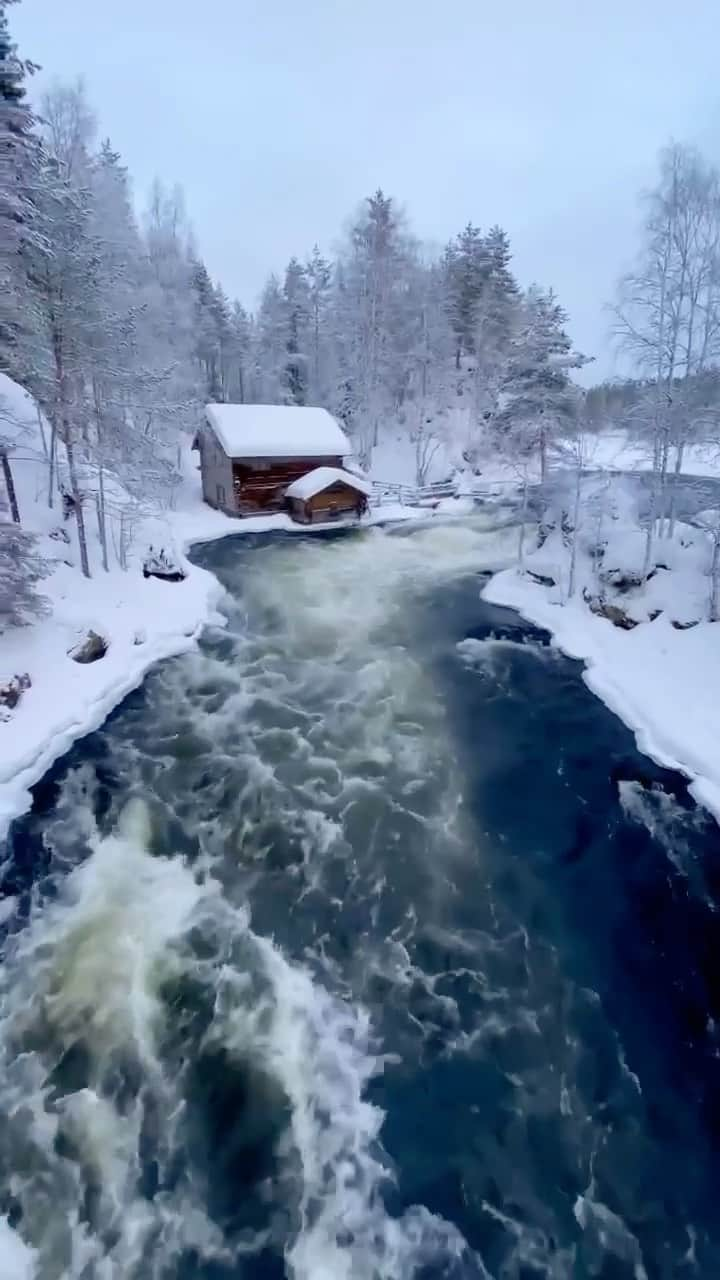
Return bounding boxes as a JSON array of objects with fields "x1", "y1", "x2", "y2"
[
  {"x1": 69, "y1": 630, "x2": 108, "y2": 664},
  {"x1": 0, "y1": 673, "x2": 31, "y2": 709},
  {"x1": 586, "y1": 597, "x2": 638, "y2": 631},
  {"x1": 526, "y1": 569, "x2": 556, "y2": 588}
]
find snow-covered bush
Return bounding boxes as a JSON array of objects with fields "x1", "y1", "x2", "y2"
[{"x1": 142, "y1": 546, "x2": 185, "y2": 582}]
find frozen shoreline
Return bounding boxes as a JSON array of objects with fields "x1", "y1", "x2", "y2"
[{"x1": 483, "y1": 567, "x2": 720, "y2": 823}]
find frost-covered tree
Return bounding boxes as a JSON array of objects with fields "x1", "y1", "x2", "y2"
[
  {"x1": 334, "y1": 189, "x2": 418, "y2": 461},
  {"x1": 0, "y1": 393, "x2": 25, "y2": 522},
  {"x1": 191, "y1": 258, "x2": 229, "y2": 400},
  {"x1": 0, "y1": 0, "x2": 42, "y2": 374},
  {"x1": 444, "y1": 223, "x2": 488, "y2": 370},
  {"x1": 615, "y1": 144, "x2": 720, "y2": 563},
  {"x1": 28, "y1": 152, "x2": 95, "y2": 570},
  {"x1": 254, "y1": 274, "x2": 290, "y2": 403},
  {"x1": 283, "y1": 257, "x2": 310, "y2": 405},
  {"x1": 305, "y1": 245, "x2": 334, "y2": 405},
  {"x1": 498, "y1": 286, "x2": 587, "y2": 482},
  {"x1": 143, "y1": 179, "x2": 200, "y2": 434},
  {"x1": 404, "y1": 263, "x2": 455, "y2": 484},
  {"x1": 225, "y1": 299, "x2": 250, "y2": 403},
  {"x1": 191, "y1": 258, "x2": 218, "y2": 396},
  {"x1": 0, "y1": 521, "x2": 48, "y2": 628}
]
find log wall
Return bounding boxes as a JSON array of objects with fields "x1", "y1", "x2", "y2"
[{"x1": 233, "y1": 457, "x2": 343, "y2": 515}]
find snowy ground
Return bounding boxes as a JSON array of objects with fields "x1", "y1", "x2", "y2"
[
  {"x1": 370, "y1": 428, "x2": 535, "y2": 495},
  {"x1": 0, "y1": 378, "x2": 438, "y2": 841},
  {"x1": 484, "y1": 481, "x2": 720, "y2": 822},
  {"x1": 574, "y1": 429, "x2": 720, "y2": 478}
]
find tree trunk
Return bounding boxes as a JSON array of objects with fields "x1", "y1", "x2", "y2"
[
  {"x1": 711, "y1": 534, "x2": 720, "y2": 622},
  {"x1": 119, "y1": 510, "x2": 128, "y2": 570},
  {"x1": 642, "y1": 452, "x2": 665, "y2": 580},
  {"x1": 65, "y1": 436, "x2": 91, "y2": 578},
  {"x1": 666, "y1": 440, "x2": 685, "y2": 541},
  {"x1": 48, "y1": 416, "x2": 57, "y2": 509},
  {"x1": 539, "y1": 424, "x2": 548, "y2": 485},
  {"x1": 1, "y1": 451, "x2": 20, "y2": 523},
  {"x1": 36, "y1": 405, "x2": 48, "y2": 460},
  {"x1": 517, "y1": 477, "x2": 529, "y2": 572},
  {"x1": 96, "y1": 465, "x2": 109, "y2": 572},
  {"x1": 657, "y1": 430, "x2": 671, "y2": 537},
  {"x1": 567, "y1": 460, "x2": 583, "y2": 599}
]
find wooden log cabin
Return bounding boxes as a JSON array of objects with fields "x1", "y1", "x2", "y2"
[
  {"x1": 193, "y1": 404, "x2": 354, "y2": 517},
  {"x1": 285, "y1": 467, "x2": 372, "y2": 524}
]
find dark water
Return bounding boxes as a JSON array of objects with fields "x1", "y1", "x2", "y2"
[{"x1": 3, "y1": 519, "x2": 720, "y2": 1280}]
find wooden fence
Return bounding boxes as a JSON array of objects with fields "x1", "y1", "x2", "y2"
[{"x1": 369, "y1": 477, "x2": 522, "y2": 507}]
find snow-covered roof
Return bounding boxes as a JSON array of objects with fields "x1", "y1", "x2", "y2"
[
  {"x1": 205, "y1": 404, "x2": 350, "y2": 459},
  {"x1": 285, "y1": 466, "x2": 373, "y2": 501}
]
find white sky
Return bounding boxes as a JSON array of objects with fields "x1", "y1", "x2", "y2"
[{"x1": 13, "y1": 0, "x2": 720, "y2": 379}]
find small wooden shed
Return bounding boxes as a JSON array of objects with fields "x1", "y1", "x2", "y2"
[
  {"x1": 285, "y1": 467, "x2": 372, "y2": 524},
  {"x1": 193, "y1": 404, "x2": 352, "y2": 516}
]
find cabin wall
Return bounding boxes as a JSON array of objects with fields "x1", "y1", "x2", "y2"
[
  {"x1": 198, "y1": 428, "x2": 235, "y2": 512},
  {"x1": 233, "y1": 456, "x2": 343, "y2": 515}
]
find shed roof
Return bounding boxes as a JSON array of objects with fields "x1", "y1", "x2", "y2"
[
  {"x1": 205, "y1": 403, "x2": 350, "y2": 459},
  {"x1": 285, "y1": 466, "x2": 373, "y2": 501}
]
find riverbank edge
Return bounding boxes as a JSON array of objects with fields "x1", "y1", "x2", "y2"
[
  {"x1": 0, "y1": 523, "x2": 227, "y2": 846},
  {"x1": 0, "y1": 504, "x2": 434, "y2": 847},
  {"x1": 483, "y1": 567, "x2": 720, "y2": 825}
]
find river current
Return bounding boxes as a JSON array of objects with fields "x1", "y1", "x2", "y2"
[{"x1": 3, "y1": 517, "x2": 720, "y2": 1280}]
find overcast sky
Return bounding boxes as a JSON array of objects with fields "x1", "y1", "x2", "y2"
[{"x1": 12, "y1": 0, "x2": 720, "y2": 379}]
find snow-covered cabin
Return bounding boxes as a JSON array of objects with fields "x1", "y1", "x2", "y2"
[
  {"x1": 285, "y1": 467, "x2": 372, "y2": 524},
  {"x1": 193, "y1": 404, "x2": 351, "y2": 516}
]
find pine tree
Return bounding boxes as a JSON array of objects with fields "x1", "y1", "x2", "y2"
[
  {"x1": 191, "y1": 258, "x2": 224, "y2": 399},
  {"x1": 283, "y1": 257, "x2": 310, "y2": 405},
  {"x1": 227, "y1": 300, "x2": 250, "y2": 402},
  {"x1": 211, "y1": 283, "x2": 233, "y2": 400},
  {"x1": 443, "y1": 223, "x2": 489, "y2": 368},
  {"x1": 0, "y1": 0, "x2": 41, "y2": 374},
  {"x1": 0, "y1": 521, "x2": 49, "y2": 628},
  {"x1": 254, "y1": 274, "x2": 290, "y2": 402},
  {"x1": 498, "y1": 286, "x2": 587, "y2": 482},
  {"x1": 305, "y1": 245, "x2": 333, "y2": 404}
]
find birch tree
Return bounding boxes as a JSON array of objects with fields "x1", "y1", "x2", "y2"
[{"x1": 615, "y1": 144, "x2": 720, "y2": 567}]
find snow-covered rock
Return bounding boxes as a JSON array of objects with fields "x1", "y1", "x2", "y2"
[{"x1": 68, "y1": 630, "x2": 108, "y2": 664}]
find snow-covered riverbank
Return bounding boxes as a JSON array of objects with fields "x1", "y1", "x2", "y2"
[{"x1": 484, "y1": 516, "x2": 720, "y2": 823}]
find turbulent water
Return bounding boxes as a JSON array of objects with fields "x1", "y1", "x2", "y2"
[{"x1": 4, "y1": 516, "x2": 720, "y2": 1280}]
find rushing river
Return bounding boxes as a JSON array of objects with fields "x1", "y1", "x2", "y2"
[{"x1": 3, "y1": 517, "x2": 720, "y2": 1280}]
